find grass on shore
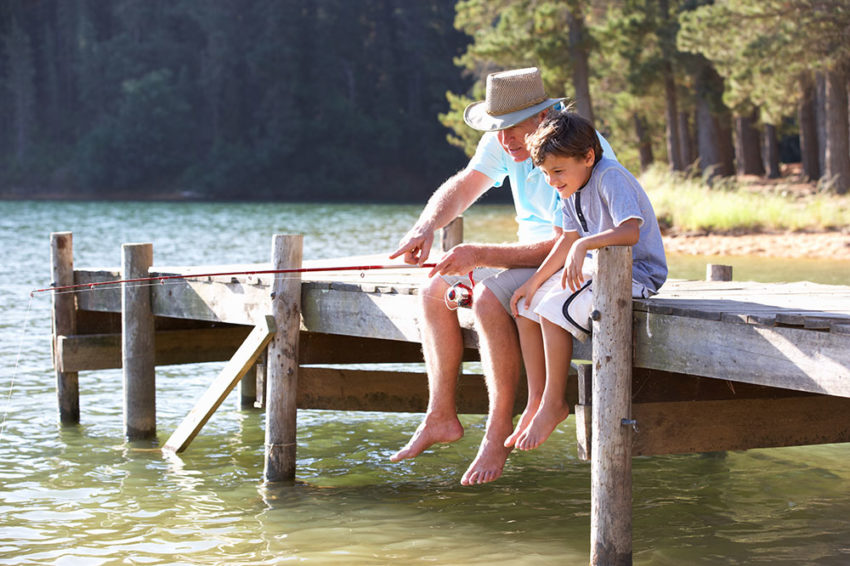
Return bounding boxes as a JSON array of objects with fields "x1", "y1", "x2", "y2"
[{"x1": 640, "y1": 165, "x2": 850, "y2": 234}]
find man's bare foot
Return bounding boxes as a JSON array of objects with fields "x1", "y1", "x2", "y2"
[
  {"x1": 504, "y1": 400, "x2": 540, "y2": 448},
  {"x1": 515, "y1": 402, "x2": 570, "y2": 451},
  {"x1": 461, "y1": 428, "x2": 513, "y2": 486},
  {"x1": 390, "y1": 414, "x2": 464, "y2": 462}
]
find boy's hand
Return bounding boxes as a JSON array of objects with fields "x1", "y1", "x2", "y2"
[
  {"x1": 510, "y1": 280, "x2": 537, "y2": 317},
  {"x1": 562, "y1": 240, "x2": 587, "y2": 291}
]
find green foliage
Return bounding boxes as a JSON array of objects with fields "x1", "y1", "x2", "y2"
[
  {"x1": 642, "y1": 165, "x2": 850, "y2": 233},
  {"x1": 0, "y1": 0, "x2": 472, "y2": 201},
  {"x1": 439, "y1": 91, "x2": 482, "y2": 158},
  {"x1": 678, "y1": 0, "x2": 850, "y2": 123},
  {"x1": 78, "y1": 69, "x2": 195, "y2": 194}
]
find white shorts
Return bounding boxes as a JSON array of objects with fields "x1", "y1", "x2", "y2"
[{"x1": 516, "y1": 267, "x2": 651, "y2": 342}]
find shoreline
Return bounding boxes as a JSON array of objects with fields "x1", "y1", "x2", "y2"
[{"x1": 663, "y1": 231, "x2": 850, "y2": 261}]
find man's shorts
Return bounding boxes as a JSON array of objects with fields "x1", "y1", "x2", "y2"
[
  {"x1": 515, "y1": 269, "x2": 652, "y2": 342},
  {"x1": 442, "y1": 267, "x2": 537, "y2": 313}
]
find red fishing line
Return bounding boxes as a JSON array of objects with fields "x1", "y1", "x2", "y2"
[{"x1": 30, "y1": 263, "x2": 438, "y2": 296}]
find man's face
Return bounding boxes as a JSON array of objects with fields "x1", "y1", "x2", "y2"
[{"x1": 496, "y1": 112, "x2": 545, "y2": 162}]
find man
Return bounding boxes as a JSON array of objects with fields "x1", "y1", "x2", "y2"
[{"x1": 389, "y1": 67, "x2": 614, "y2": 485}]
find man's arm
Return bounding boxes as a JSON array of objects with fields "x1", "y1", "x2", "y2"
[
  {"x1": 390, "y1": 168, "x2": 494, "y2": 266},
  {"x1": 430, "y1": 232, "x2": 561, "y2": 277}
]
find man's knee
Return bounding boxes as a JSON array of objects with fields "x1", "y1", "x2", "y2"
[
  {"x1": 472, "y1": 285, "x2": 511, "y2": 325},
  {"x1": 421, "y1": 275, "x2": 450, "y2": 307}
]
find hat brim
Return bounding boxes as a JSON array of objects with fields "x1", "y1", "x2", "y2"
[{"x1": 463, "y1": 97, "x2": 565, "y2": 132}]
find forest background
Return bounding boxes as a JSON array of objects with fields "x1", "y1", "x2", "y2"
[{"x1": 1, "y1": 0, "x2": 849, "y2": 203}]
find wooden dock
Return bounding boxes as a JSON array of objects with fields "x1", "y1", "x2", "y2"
[{"x1": 48, "y1": 231, "x2": 850, "y2": 565}]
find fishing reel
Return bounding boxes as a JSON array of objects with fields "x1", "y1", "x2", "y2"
[{"x1": 444, "y1": 271, "x2": 476, "y2": 310}]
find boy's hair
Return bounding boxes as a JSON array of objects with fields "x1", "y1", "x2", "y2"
[{"x1": 527, "y1": 110, "x2": 603, "y2": 167}]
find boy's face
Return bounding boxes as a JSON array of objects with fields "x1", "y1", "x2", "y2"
[
  {"x1": 496, "y1": 112, "x2": 546, "y2": 162},
  {"x1": 539, "y1": 150, "x2": 595, "y2": 198}
]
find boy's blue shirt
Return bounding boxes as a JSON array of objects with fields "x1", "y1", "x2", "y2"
[
  {"x1": 562, "y1": 157, "x2": 668, "y2": 293},
  {"x1": 468, "y1": 130, "x2": 617, "y2": 243}
]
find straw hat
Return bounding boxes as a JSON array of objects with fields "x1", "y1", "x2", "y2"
[{"x1": 463, "y1": 67, "x2": 565, "y2": 132}]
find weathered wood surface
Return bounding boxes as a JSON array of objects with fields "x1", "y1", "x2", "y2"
[
  {"x1": 50, "y1": 232, "x2": 79, "y2": 424},
  {"x1": 590, "y1": 246, "x2": 634, "y2": 566},
  {"x1": 57, "y1": 329, "x2": 450, "y2": 373},
  {"x1": 163, "y1": 315, "x2": 276, "y2": 453},
  {"x1": 66, "y1": 259, "x2": 850, "y2": 399},
  {"x1": 578, "y1": 391, "x2": 850, "y2": 459},
  {"x1": 122, "y1": 243, "x2": 156, "y2": 439},
  {"x1": 265, "y1": 235, "x2": 302, "y2": 482}
]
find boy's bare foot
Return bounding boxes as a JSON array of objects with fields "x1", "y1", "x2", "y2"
[
  {"x1": 461, "y1": 426, "x2": 513, "y2": 485},
  {"x1": 390, "y1": 414, "x2": 464, "y2": 462},
  {"x1": 515, "y1": 402, "x2": 570, "y2": 451},
  {"x1": 504, "y1": 400, "x2": 540, "y2": 448}
]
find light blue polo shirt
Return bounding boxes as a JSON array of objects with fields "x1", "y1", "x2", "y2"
[{"x1": 468, "y1": 130, "x2": 616, "y2": 242}]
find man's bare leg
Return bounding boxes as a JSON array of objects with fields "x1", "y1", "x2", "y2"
[
  {"x1": 504, "y1": 316, "x2": 545, "y2": 448},
  {"x1": 461, "y1": 287, "x2": 521, "y2": 485},
  {"x1": 515, "y1": 318, "x2": 572, "y2": 451},
  {"x1": 390, "y1": 276, "x2": 464, "y2": 462}
]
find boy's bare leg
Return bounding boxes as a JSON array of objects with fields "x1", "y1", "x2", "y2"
[
  {"x1": 390, "y1": 276, "x2": 464, "y2": 462},
  {"x1": 504, "y1": 316, "x2": 545, "y2": 448},
  {"x1": 516, "y1": 318, "x2": 572, "y2": 451},
  {"x1": 461, "y1": 287, "x2": 521, "y2": 485}
]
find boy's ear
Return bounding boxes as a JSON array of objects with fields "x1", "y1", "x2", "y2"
[{"x1": 584, "y1": 148, "x2": 596, "y2": 166}]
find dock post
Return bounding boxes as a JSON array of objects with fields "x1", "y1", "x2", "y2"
[
  {"x1": 590, "y1": 246, "x2": 633, "y2": 566},
  {"x1": 122, "y1": 243, "x2": 156, "y2": 440},
  {"x1": 440, "y1": 216, "x2": 463, "y2": 251},
  {"x1": 238, "y1": 365, "x2": 258, "y2": 409},
  {"x1": 50, "y1": 232, "x2": 79, "y2": 424},
  {"x1": 264, "y1": 234, "x2": 303, "y2": 482},
  {"x1": 706, "y1": 264, "x2": 733, "y2": 281}
]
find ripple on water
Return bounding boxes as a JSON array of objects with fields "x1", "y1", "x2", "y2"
[{"x1": 2, "y1": 201, "x2": 850, "y2": 565}]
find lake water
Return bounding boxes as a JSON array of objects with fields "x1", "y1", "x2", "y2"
[{"x1": 1, "y1": 200, "x2": 849, "y2": 565}]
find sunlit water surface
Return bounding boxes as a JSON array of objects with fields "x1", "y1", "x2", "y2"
[{"x1": 1, "y1": 201, "x2": 849, "y2": 565}]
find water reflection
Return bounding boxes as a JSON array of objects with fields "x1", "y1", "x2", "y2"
[{"x1": 1, "y1": 201, "x2": 849, "y2": 565}]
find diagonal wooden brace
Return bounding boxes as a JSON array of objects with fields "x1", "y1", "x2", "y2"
[{"x1": 163, "y1": 315, "x2": 276, "y2": 453}]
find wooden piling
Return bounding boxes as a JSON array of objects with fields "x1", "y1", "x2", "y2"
[
  {"x1": 122, "y1": 243, "x2": 156, "y2": 439},
  {"x1": 440, "y1": 216, "x2": 463, "y2": 252},
  {"x1": 239, "y1": 365, "x2": 258, "y2": 409},
  {"x1": 51, "y1": 232, "x2": 79, "y2": 424},
  {"x1": 264, "y1": 234, "x2": 303, "y2": 482},
  {"x1": 706, "y1": 264, "x2": 733, "y2": 281},
  {"x1": 590, "y1": 246, "x2": 633, "y2": 566}
]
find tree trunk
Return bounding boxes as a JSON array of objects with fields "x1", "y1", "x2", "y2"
[
  {"x1": 824, "y1": 67, "x2": 850, "y2": 194},
  {"x1": 816, "y1": 73, "x2": 828, "y2": 177},
  {"x1": 694, "y1": 61, "x2": 735, "y2": 180},
  {"x1": 677, "y1": 110, "x2": 695, "y2": 168},
  {"x1": 567, "y1": 7, "x2": 594, "y2": 122},
  {"x1": 633, "y1": 113, "x2": 654, "y2": 171},
  {"x1": 763, "y1": 124, "x2": 781, "y2": 179},
  {"x1": 798, "y1": 73, "x2": 821, "y2": 180},
  {"x1": 734, "y1": 109, "x2": 764, "y2": 176},
  {"x1": 659, "y1": 0, "x2": 684, "y2": 171},
  {"x1": 663, "y1": 68, "x2": 684, "y2": 171}
]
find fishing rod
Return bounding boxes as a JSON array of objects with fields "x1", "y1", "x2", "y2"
[{"x1": 30, "y1": 262, "x2": 439, "y2": 297}]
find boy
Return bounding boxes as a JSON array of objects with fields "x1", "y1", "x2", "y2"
[{"x1": 505, "y1": 111, "x2": 667, "y2": 451}]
